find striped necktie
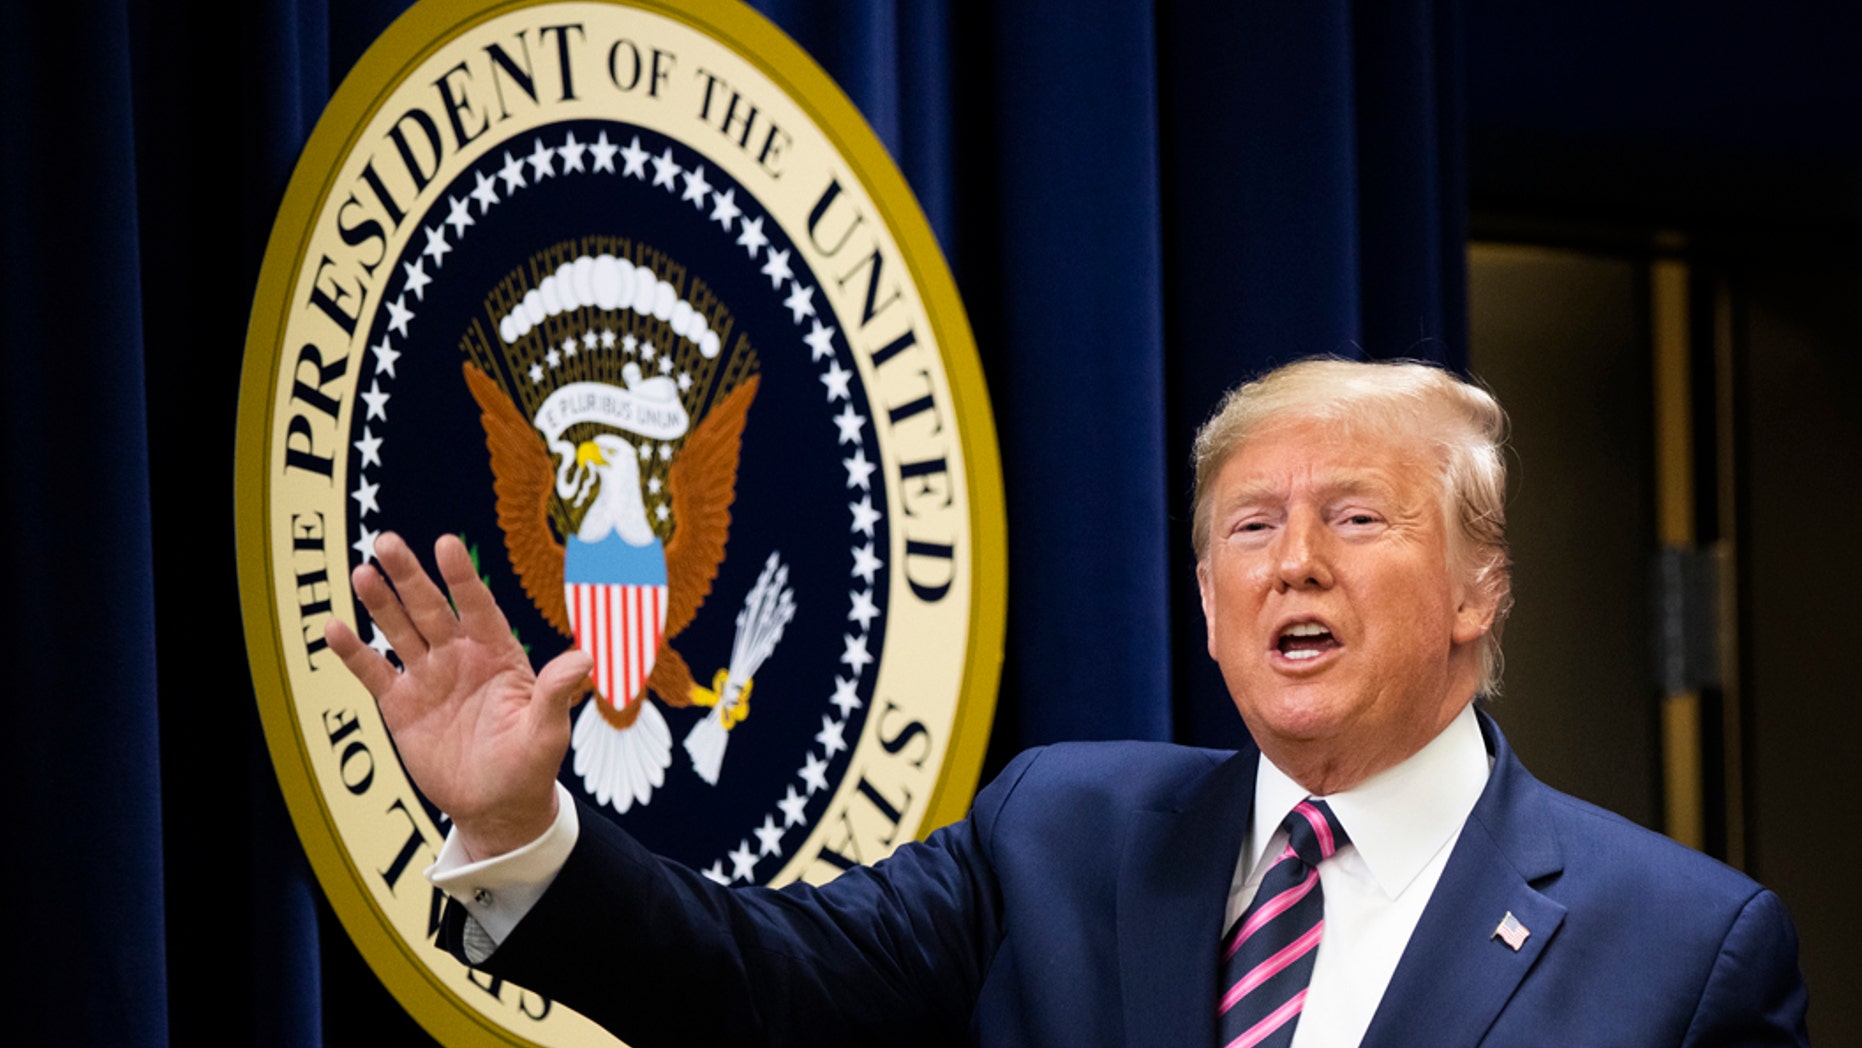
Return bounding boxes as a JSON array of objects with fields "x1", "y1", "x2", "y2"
[{"x1": 1217, "y1": 799, "x2": 1349, "y2": 1048}]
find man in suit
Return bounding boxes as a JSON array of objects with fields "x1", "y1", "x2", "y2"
[{"x1": 329, "y1": 358, "x2": 1809, "y2": 1045}]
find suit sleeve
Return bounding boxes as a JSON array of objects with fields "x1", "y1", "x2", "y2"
[
  {"x1": 441, "y1": 749, "x2": 1043, "y2": 1047},
  {"x1": 1681, "y1": 889, "x2": 1810, "y2": 1047}
]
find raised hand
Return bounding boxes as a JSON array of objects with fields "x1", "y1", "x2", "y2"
[{"x1": 324, "y1": 532, "x2": 592, "y2": 860}]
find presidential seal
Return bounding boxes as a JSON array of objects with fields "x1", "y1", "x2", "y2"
[{"x1": 236, "y1": 2, "x2": 1005, "y2": 1044}]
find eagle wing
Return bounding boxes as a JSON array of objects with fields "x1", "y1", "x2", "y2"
[
  {"x1": 463, "y1": 362, "x2": 570, "y2": 637},
  {"x1": 662, "y1": 375, "x2": 759, "y2": 638}
]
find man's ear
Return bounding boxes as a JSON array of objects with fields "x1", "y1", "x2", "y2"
[
  {"x1": 1196, "y1": 560, "x2": 1218, "y2": 656},
  {"x1": 1452, "y1": 576, "x2": 1502, "y2": 646}
]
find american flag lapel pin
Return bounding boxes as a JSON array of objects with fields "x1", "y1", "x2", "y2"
[{"x1": 1493, "y1": 911, "x2": 1530, "y2": 951}]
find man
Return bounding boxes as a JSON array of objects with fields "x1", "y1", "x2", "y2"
[{"x1": 329, "y1": 358, "x2": 1809, "y2": 1046}]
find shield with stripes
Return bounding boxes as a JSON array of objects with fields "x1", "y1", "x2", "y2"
[{"x1": 563, "y1": 537, "x2": 668, "y2": 711}]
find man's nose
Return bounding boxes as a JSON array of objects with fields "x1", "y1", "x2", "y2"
[{"x1": 1274, "y1": 509, "x2": 1334, "y2": 590}]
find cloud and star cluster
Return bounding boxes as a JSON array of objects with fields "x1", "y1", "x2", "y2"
[{"x1": 346, "y1": 125, "x2": 889, "y2": 883}]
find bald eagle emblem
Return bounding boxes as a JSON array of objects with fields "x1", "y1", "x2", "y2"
[{"x1": 465, "y1": 352, "x2": 793, "y2": 813}]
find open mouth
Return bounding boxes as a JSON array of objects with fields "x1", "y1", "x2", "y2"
[{"x1": 1275, "y1": 622, "x2": 1340, "y2": 661}]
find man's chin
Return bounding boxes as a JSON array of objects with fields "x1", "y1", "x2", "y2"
[{"x1": 1237, "y1": 697, "x2": 1359, "y2": 751}]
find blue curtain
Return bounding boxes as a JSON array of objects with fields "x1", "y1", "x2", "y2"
[
  {"x1": 3, "y1": 0, "x2": 1464, "y2": 1042},
  {"x1": 2, "y1": 1, "x2": 168, "y2": 1043}
]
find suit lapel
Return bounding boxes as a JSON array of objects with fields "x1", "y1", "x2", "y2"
[
  {"x1": 1361, "y1": 711, "x2": 1568, "y2": 1048},
  {"x1": 1117, "y1": 746, "x2": 1258, "y2": 1048}
]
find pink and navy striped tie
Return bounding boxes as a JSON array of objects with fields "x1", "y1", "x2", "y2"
[{"x1": 1217, "y1": 799, "x2": 1348, "y2": 1048}]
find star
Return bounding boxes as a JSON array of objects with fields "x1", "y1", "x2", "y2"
[
  {"x1": 658, "y1": 356, "x2": 674, "y2": 374},
  {"x1": 647, "y1": 476, "x2": 662, "y2": 494},
  {"x1": 545, "y1": 348, "x2": 561, "y2": 369},
  {"x1": 804, "y1": 319, "x2": 838, "y2": 361},
  {"x1": 650, "y1": 147, "x2": 680, "y2": 189},
  {"x1": 814, "y1": 715, "x2": 847, "y2": 758},
  {"x1": 600, "y1": 327, "x2": 616, "y2": 349},
  {"x1": 562, "y1": 336, "x2": 578, "y2": 357},
  {"x1": 657, "y1": 442, "x2": 674, "y2": 459},
  {"x1": 799, "y1": 752, "x2": 830, "y2": 795},
  {"x1": 842, "y1": 447, "x2": 876, "y2": 489},
  {"x1": 702, "y1": 862, "x2": 730, "y2": 887},
  {"x1": 823, "y1": 364, "x2": 856, "y2": 405},
  {"x1": 782, "y1": 281, "x2": 817, "y2": 323},
  {"x1": 558, "y1": 130, "x2": 587, "y2": 172},
  {"x1": 385, "y1": 294, "x2": 413, "y2": 337},
  {"x1": 353, "y1": 426, "x2": 384, "y2": 468},
  {"x1": 528, "y1": 363, "x2": 544, "y2": 383},
  {"x1": 589, "y1": 131, "x2": 618, "y2": 173},
  {"x1": 840, "y1": 632, "x2": 874, "y2": 673},
  {"x1": 360, "y1": 379, "x2": 391, "y2": 421},
  {"x1": 470, "y1": 169, "x2": 500, "y2": 212},
  {"x1": 622, "y1": 332, "x2": 639, "y2": 354},
  {"x1": 850, "y1": 541, "x2": 882, "y2": 584},
  {"x1": 847, "y1": 589, "x2": 880, "y2": 631},
  {"x1": 619, "y1": 135, "x2": 649, "y2": 178},
  {"x1": 677, "y1": 371, "x2": 693, "y2": 392},
  {"x1": 832, "y1": 402, "x2": 865, "y2": 443},
  {"x1": 444, "y1": 194, "x2": 474, "y2": 237},
  {"x1": 367, "y1": 623, "x2": 394, "y2": 656},
  {"x1": 655, "y1": 504, "x2": 669, "y2": 521},
  {"x1": 729, "y1": 839, "x2": 758, "y2": 882},
  {"x1": 761, "y1": 247, "x2": 793, "y2": 288},
  {"x1": 526, "y1": 136, "x2": 557, "y2": 179},
  {"x1": 352, "y1": 523, "x2": 380, "y2": 562},
  {"x1": 736, "y1": 214, "x2": 768, "y2": 257},
  {"x1": 830, "y1": 677, "x2": 863, "y2": 718},
  {"x1": 681, "y1": 163, "x2": 713, "y2": 207},
  {"x1": 400, "y1": 258, "x2": 431, "y2": 301},
  {"x1": 777, "y1": 785, "x2": 809, "y2": 827},
  {"x1": 498, "y1": 149, "x2": 527, "y2": 192},
  {"x1": 351, "y1": 477, "x2": 381, "y2": 516},
  {"x1": 753, "y1": 815, "x2": 784, "y2": 857},
  {"x1": 421, "y1": 224, "x2": 450, "y2": 267},
  {"x1": 710, "y1": 187, "x2": 741, "y2": 229},
  {"x1": 640, "y1": 341, "x2": 656, "y2": 362},
  {"x1": 636, "y1": 442, "x2": 652, "y2": 461},
  {"x1": 370, "y1": 336, "x2": 401, "y2": 378},
  {"x1": 582, "y1": 330, "x2": 598, "y2": 349},
  {"x1": 849, "y1": 495, "x2": 881, "y2": 536}
]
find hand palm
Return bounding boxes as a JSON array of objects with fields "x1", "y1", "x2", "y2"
[{"x1": 326, "y1": 533, "x2": 591, "y2": 858}]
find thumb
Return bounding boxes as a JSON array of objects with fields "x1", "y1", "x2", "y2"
[{"x1": 534, "y1": 648, "x2": 594, "y2": 716}]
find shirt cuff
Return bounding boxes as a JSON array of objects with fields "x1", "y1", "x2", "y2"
[{"x1": 426, "y1": 781, "x2": 580, "y2": 955}]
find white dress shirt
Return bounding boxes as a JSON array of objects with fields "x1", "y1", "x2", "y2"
[
  {"x1": 427, "y1": 780, "x2": 581, "y2": 962},
  {"x1": 1229, "y1": 703, "x2": 1490, "y2": 1047},
  {"x1": 431, "y1": 703, "x2": 1491, "y2": 1034}
]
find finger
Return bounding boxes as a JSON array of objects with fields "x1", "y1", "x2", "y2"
[
  {"x1": 532, "y1": 647, "x2": 594, "y2": 723},
  {"x1": 375, "y1": 532, "x2": 460, "y2": 647},
  {"x1": 324, "y1": 616, "x2": 401, "y2": 699},
  {"x1": 435, "y1": 534, "x2": 515, "y2": 647},
  {"x1": 352, "y1": 560, "x2": 428, "y2": 662}
]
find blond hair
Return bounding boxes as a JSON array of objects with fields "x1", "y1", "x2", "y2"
[{"x1": 1190, "y1": 357, "x2": 1513, "y2": 694}]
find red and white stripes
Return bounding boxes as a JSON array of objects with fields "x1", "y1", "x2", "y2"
[{"x1": 566, "y1": 582, "x2": 665, "y2": 709}]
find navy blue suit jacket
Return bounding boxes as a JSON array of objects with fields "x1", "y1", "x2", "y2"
[{"x1": 456, "y1": 712, "x2": 1808, "y2": 1045}]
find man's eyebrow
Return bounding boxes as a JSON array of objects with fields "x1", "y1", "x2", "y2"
[
  {"x1": 1215, "y1": 472, "x2": 1399, "y2": 514},
  {"x1": 1317, "y1": 473, "x2": 1398, "y2": 501},
  {"x1": 1215, "y1": 481, "x2": 1283, "y2": 513}
]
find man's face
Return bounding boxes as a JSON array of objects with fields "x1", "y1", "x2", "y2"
[{"x1": 1196, "y1": 418, "x2": 1496, "y2": 792}]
